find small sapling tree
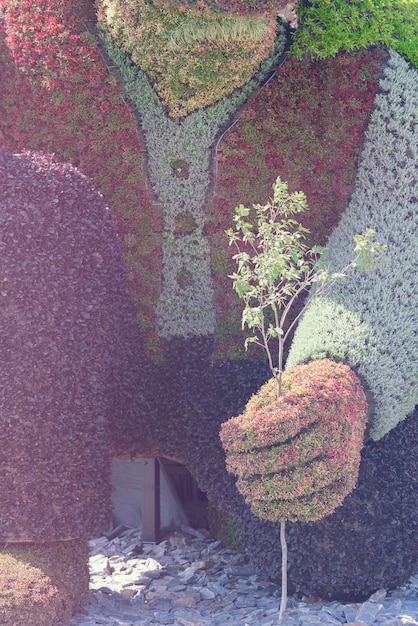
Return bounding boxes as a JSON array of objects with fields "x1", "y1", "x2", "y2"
[
  {"x1": 221, "y1": 176, "x2": 385, "y2": 622},
  {"x1": 226, "y1": 176, "x2": 384, "y2": 399}
]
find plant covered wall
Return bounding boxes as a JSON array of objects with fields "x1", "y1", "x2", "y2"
[
  {"x1": 209, "y1": 48, "x2": 385, "y2": 358},
  {"x1": 0, "y1": 0, "x2": 162, "y2": 352},
  {"x1": 0, "y1": 0, "x2": 417, "y2": 607},
  {"x1": 287, "y1": 50, "x2": 418, "y2": 440}
]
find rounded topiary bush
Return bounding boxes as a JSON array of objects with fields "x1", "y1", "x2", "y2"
[
  {"x1": 0, "y1": 149, "x2": 146, "y2": 619},
  {"x1": 220, "y1": 359, "x2": 368, "y2": 523},
  {"x1": 0, "y1": 150, "x2": 144, "y2": 543},
  {"x1": 0, "y1": 540, "x2": 89, "y2": 626},
  {"x1": 0, "y1": 150, "x2": 125, "y2": 542}
]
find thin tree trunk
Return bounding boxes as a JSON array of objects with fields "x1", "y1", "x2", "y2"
[{"x1": 278, "y1": 518, "x2": 287, "y2": 623}]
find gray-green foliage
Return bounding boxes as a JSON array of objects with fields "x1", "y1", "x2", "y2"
[
  {"x1": 101, "y1": 30, "x2": 286, "y2": 338},
  {"x1": 287, "y1": 50, "x2": 418, "y2": 440}
]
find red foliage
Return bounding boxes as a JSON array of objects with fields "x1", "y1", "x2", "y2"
[
  {"x1": 0, "y1": 0, "x2": 162, "y2": 351},
  {"x1": 210, "y1": 49, "x2": 386, "y2": 358},
  {"x1": 220, "y1": 359, "x2": 369, "y2": 522}
]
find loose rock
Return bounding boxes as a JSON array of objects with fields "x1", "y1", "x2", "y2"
[{"x1": 68, "y1": 528, "x2": 418, "y2": 626}]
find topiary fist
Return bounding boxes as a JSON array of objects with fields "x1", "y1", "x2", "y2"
[{"x1": 220, "y1": 359, "x2": 368, "y2": 523}]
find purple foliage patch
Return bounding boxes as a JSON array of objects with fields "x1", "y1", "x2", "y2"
[{"x1": 0, "y1": 150, "x2": 143, "y2": 542}]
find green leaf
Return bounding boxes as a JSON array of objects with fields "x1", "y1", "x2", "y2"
[{"x1": 226, "y1": 176, "x2": 385, "y2": 379}]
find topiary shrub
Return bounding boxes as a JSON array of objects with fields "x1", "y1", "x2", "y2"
[
  {"x1": 100, "y1": 327, "x2": 418, "y2": 601},
  {"x1": 286, "y1": 50, "x2": 418, "y2": 440},
  {"x1": 0, "y1": 540, "x2": 89, "y2": 626},
  {"x1": 0, "y1": 149, "x2": 144, "y2": 542},
  {"x1": 221, "y1": 359, "x2": 368, "y2": 523}
]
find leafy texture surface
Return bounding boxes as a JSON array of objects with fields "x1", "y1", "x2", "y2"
[
  {"x1": 0, "y1": 151, "x2": 143, "y2": 541},
  {"x1": 0, "y1": 540, "x2": 89, "y2": 626},
  {"x1": 96, "y1": 0, "x2": 280, "y2": 116},
  {"x1": 287, "y1": 50, "x2": 418, "y2": 439},
  {"x1": 210, "y1": 49, "x2": 384, "y2": 358},
  {"x1": 102, "y1": 32, "x2": 286, "y2": 340},
  {"x1": 0, "y1": 0, "x2": 416, "y2": 603},
  {"x1": 241, "y1": 406, "x2": 418, "y2": 600},
  {"x1": 221, "y1": 360, "x2": 368, "y2": 522},
  {"x1": 0, "y1": 0, "x2": 161, "y2": 351},
  {"x1": 113, "y1": 337, "x2": 418, "y2": 599},
  {"x1": 292, "y1": 0, "x2": 418, "y2": 67}
]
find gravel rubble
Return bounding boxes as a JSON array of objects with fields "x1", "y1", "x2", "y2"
[{"x1": 68, "y1": 527, "x2": 418, "y2": 626}]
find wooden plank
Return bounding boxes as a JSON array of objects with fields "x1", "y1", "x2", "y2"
[{"x1": 141, "y1": 458, "x2": 160, "y2": 543}]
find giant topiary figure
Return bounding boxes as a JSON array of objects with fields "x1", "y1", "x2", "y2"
[
  {"x1": 2, "y1": 0, "x2": 414, "y2": 609},
  {"x1": 0, "y1": 150, "x2": 143, "y2": 623}
]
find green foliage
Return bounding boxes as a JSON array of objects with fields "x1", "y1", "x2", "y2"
[
  {"x1": 287, "y1": 50, "x2": 418, "y2": 440},
  {"x1": 226, "y1": 176, "x2": 385, "y2": 392},
  {"x1": 0, "y1": 540, "x2": 89, "y2": 626},
  {"x1": 96, "y1": 0, "x2": 283, "y2": 116},
  {"x1": 220, "y1": 359, "x2": 368, "y2": 522},
  {"x1": 292, "y1": 0, "x2": 418, "y2": 67},
  {"x1": 168, "y1": 14, "x2": 270, "y2": 47}
]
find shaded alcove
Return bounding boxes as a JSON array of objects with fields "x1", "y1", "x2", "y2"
[
  {"x1": 110, "y1": 456, "x2": 208, "y2": 541},
  {"x1": 161, "y1": 458, "x2": 209, "y2": 530}
]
